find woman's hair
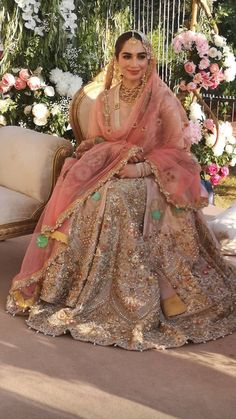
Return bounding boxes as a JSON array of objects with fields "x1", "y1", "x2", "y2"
[{"x1": 114, "y1": 31, "x2": 142, "y2": 59}]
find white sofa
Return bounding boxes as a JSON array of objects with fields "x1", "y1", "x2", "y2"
[{"x1": 0, "y1": 126, "x2": 72, "y2": 240}]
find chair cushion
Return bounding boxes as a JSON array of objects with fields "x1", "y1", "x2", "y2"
[
  {"x1": 0, "y1": 186, "x2": 42, "y2": 224},
  {"x1": 0, "y1": 126, "x2": 70, "y2": 202}
]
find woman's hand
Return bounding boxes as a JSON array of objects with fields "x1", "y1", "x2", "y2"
[
  {"x1": 128, "y1": 150, "x2": 145, "y2": 163},
  {"x1": 75, "y1": 139, "x2": 95, "y2": 159},
  {"x1": 75, "y1": 137, "x2": 105, "y2": 159},
  {"x1": 117, "y1": 164, "x2": 139, "y2": 179}
]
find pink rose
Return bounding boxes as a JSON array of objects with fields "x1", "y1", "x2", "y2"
[
  {"x1": 27, "y1": 76, "x2": 41, "y2": 91},
  {"x1": 186, "y1": 82, "x2": 197, "y2": 92},
  {"x1": 209, "y1": 63, "x2": 219, "y2": 74},
  {"x1": 203, "y1": 119, "x2": 215, "y2": 133},
  {"x1": 210, "y1": 174, "x2": 221, "y2": 186},
  {"x1": 199, "y1": 58, "x2": 210, "y2": 70},
  {"x1": 184, "y1": 61, "x2": 196, "y2": 74},
  {"x1": 206, "y1": 163, "x2": 219, "y2": 176},
  {"x1": 220, "y1": 166, "x2": 229, "y2": 177},
  {"x1": 19, "y1": 68, "x2": 31, "y2": 81},
  {"x1": 1, "y1": 73, "x2": 15, "y2": 87},
  {"x1": 0, "y1": 82, "x2": 10, "y2": 93},
  {"x1": 15, "y1": 77, "x2": 27, "y2": 90}
]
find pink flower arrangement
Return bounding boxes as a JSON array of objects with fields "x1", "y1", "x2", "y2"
[
  {"x1": 173, "y1": 30, "x2": 236, "y2": 92},
  {"x1": 0, "y1": 69, "x2": 42, "y2": 93},
  {"x1": 205, "y1": 164, "x2": 229, "y2": 185},
  {"x1": 188, "y1": 103, "x2": 236, "y2": 185},
  {"x1": 203, "y1": 119, "x2": 215, "y2": 133}
]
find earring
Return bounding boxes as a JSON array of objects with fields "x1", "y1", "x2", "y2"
[{"x1": 114, "y1": 60, "x2": 122, "y2": 83}]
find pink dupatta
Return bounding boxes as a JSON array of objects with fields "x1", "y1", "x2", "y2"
[{"x1": 7, "y1": 68, "x2": 208, "y2": 310}]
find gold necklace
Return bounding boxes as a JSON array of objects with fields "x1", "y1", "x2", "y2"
[{"x1": 119, "y1": 82, "x2": 142, "y2": 103}]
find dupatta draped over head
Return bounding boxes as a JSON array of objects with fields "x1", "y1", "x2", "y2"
[{"x1": 8, "y1": 31, "x2": 208, "y2": 309}]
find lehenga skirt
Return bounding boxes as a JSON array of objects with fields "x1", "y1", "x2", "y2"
[{"x1": 7, "y1": 177, "x2": 236, "y2": 350}]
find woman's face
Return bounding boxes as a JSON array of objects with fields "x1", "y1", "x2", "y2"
[{"x1": 117, "y1": 39, "x2": 148, "y2": 87}]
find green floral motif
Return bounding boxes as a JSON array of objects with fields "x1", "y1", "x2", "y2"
[
  {"x1": 92, "y1": 191, "x2": 101, "y2": 201},
  {"x1": 174, "y1": 207, "x2": 184, "y2": 214},
  {"x1": 36, "y1": 234, "x2": 49, "y2": 248},
  {"x1": 151, "y1": 209, "x2": 162, "y2": 220}
]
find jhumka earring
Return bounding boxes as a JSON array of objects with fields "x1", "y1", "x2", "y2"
[{"x1": 114, "y1": 59, "x2": 122, "y2": 83}]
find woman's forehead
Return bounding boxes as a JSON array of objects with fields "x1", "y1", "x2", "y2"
[{"x1": 119, "y1": 39, "x2": 146, "y2": 55}]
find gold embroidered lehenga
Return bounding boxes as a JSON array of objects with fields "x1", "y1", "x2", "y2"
[
  {"x1": 22, "y1": 176, "x2": 236, "y2": 350},
  {"x1": 6, "y1": 31, "x2": 236, "y2": 350}
]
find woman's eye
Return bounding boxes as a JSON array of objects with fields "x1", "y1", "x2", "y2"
[
  {"x1": 123, "y1": 55, "x2": 131, "y2": 60},
  {"x1": 138, "y1": 54, "x2": 147, "y2": 60}
]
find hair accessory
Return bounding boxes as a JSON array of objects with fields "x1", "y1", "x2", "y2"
[{"x1": 127, "y1": 31, "x2": 139, "y2": 45}]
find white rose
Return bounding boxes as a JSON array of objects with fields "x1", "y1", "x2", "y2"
[
  {"x1": 228, "y1": 135, "x2": 236, "y2": 145},
  {"x1": 33, "y1": 117, "x2": 48, "y2": 126},
  {"x1": 223, "y1": 52, "x2": 236, "y2": 67},
  {"x1": 224, "y1": 68, "x2": 236, "y2": 82},
  {"x1": 219, "y1": 121, "x2": 233, "y2": 138},
  {"x1": 223, "y1": 46, "x2": 230, "y2": 54},
  {"x1": 44, "y1": 86, "x2": 55, "y2": 97},
  {"x1": 208, "y1": 47, "x2": 219, "y2": 58},
  {"x1": 0, "y1": 115, "x2": 7, "y2": 125},
  {"x1": 24, "y1": 105, "x2": 32, "y2": 115},
  {"x1": 32, "y1": 103, "x2": 50, "y2": 119},
  {"x1": 213, "y1": 35, "x2": 226, "y2": 48},
  {"x1": 189, "y1": 102, "x2": 204, "y2": 122},
  {"x1": 229, "y1": 157, "x2": 236, "y2": 167},
  {"x1": 225, "y1": 144, "x2": 234, "y2": 154},
  {"x1": 205, "y1": 133, "x2": 216, "y2": 147},
  {"x1": 212, "y1": 136, "x2": 226, "y2": 156}
]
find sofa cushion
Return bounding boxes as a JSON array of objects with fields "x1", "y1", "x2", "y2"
[
  {"x1": 0, "y1": 126, "x2": 70, "y2": 202},
  {"x1": 0, "y1": 186, "x2": 42, "y2": 224}
]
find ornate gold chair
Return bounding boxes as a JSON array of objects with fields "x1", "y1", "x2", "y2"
[
  {"x1": 0, "y1": 126, "x2": 72, "y2": 240},
  {"x1": 69, "y1": 79, "x2": 104, "y2": 144}
]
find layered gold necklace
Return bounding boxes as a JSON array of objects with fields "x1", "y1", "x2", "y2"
[{"x1": 119, "y1": 81, "x2": 142, "y2": 103}]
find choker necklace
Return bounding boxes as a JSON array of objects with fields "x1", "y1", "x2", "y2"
[{"x1": 119, "y1": 82, "x2": 142, "y2": 103}]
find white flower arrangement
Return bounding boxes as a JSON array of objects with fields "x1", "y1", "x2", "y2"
[
  {"x1": 14, "y1": 0, "x2": 44, "y2": 36},
  {"x1": 14, "y1": 0, "x2": 77, "y2": 38},
  {"x1": 59, "y1": 0, "x2": 77, "y2": 37},
  {"x1": 50, "y1": 68, "x2": 82, "y2": 98}
]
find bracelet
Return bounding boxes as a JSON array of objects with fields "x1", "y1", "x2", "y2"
[{"x1": 136, "y1": 162, "x2": 152, "y2": 177}]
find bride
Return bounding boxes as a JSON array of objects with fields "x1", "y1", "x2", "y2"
[{"x1": 6, "y1": 31, "x2": 236, "y2": 350}]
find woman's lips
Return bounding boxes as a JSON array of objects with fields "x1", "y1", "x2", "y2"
[{"x1": 127, "y1": 69, "x2": 140, "y2": 75}]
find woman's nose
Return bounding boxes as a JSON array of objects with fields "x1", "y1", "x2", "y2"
[{"x1": 130, "y1": 57, "x2": 139, "y2": 67}]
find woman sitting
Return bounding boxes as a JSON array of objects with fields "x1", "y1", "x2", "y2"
[{"x1": 6, "y1": 31, "x2": 236, "y2": 350}]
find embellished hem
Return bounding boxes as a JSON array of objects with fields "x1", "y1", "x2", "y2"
[{"x1": 146, "y1": 159, "x2": 208, "y2": 211}]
